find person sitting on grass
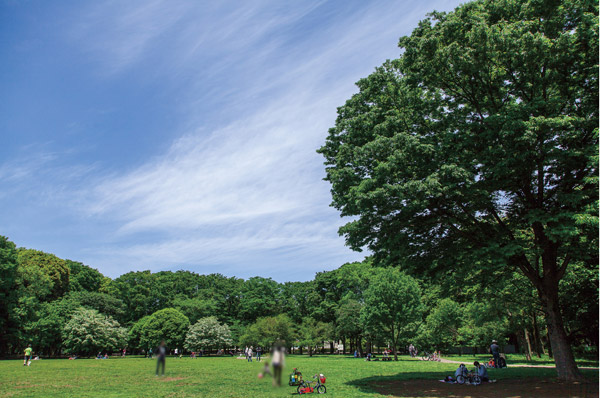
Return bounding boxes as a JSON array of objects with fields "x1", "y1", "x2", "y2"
[
  {"x1": 473, "y1": 361, "x2": 489, "y2": 382},
  {"x1": 455, "y1": 364, "x2": 468, "y2": 379}
]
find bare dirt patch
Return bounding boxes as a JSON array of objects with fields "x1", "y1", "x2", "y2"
[
  {"x1": 158, "y1": 377, "x2": 185, "y2": 382},
  {"x1": 371, "y1": 378, "x2": 599, "y2": 398}
]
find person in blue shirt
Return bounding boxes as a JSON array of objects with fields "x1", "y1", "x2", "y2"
[
  {"x1": 473, "y1": 361, "x2": 489, "y2": 382},
  {"x1": 454, "y1": 364, "x2": 468, "y2": 378}
]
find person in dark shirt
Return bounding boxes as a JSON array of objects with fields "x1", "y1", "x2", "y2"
[
  {"x1": 156, "y1": 340, "x2": 167, "y2": 376},
  {"x1": 489, "y1": 340, "x2": 500, "y2": 368}
]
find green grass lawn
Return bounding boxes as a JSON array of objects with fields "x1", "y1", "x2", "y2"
[
  {"x1": 1, "y1": 355, "x2": 597, "y2": 397},
  {"x1": 441, "y1": 353, "x2": 599, "y2": 368}
]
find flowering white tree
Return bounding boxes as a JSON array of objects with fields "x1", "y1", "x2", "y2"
[
  {"x1": 62, "y1": 307, "x2": 126, "y2": 356},
  {"x1": 184, "y1": 316, "x2": 232, "y2": 353}
]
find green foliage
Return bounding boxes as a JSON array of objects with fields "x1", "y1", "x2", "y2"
[
  {"x1": 66, "y1": 260, "x2": 104, "y2": 292},
  {"x1": 238, "y1": 277, "x2": 280, "y2": 323},
  {"x1": 68, "y1": 291, "x2": 126, "y2": 323},
  {"x1": 62, "y1": 308, "x2": 126, "y2": 356},
  {"x1": 128, "y1": 315, "x2": 150, "y2": 351},
  {"x1": 297, "y1": 318, "x2": 333, "y2": 356},
  {"x1": 419, "y1": 298, "x2": 462, "y2": 351},
  {"x1": 336, "y1": 299, "x2": 363, "y2": 342},
  {"x1": 319, "y1": 0, "x2": 598, "y2": 379},
  {"x1": 280, "y1": 281, "x2": 313, "y2": 323},
  {"x1": 0, "y1": 236, "x2": 18, "y2": 355},
  {"x1": 360, "y1": 268, "x2": 422, "y2": 359},
  {"x1": 172, "y1": 297, "x2": 217, "y2": 325},
  {"x1": 239, "y1": 314, "x2": 294, "y2": 348},
  {"x1": 559, "y1": 261, "x2": 599, "y2": 346},
  {"x1": 184, "y1": 316, "x2": 232, "y2": 352},
  {"x1": 17, "y1": 249, "x2": 70, "y2": 302},
  {"x1": 111, "y1": 271, "x2": 160, "y2": 324},
  {"x1": 137, "y1": 308, "x2": 190, "y2": 351}
]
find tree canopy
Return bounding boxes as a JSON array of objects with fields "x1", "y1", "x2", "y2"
[{"x1": 318, "y1": 0, "x2": 598, "y2": 380}]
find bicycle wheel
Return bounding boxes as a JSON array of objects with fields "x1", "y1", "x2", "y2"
[
  {"x1": 456, "y1": 375, "x2": 465, "y2": 384},
  {"x1": 471, "y1": 375, "x2": 481, "y2": 386},
  {"x1": 317, "y1": 385, "x2": 326, "y2": 394},
  {"x1": 297, "y1": 385, "x2": 304, "y2": 395}
]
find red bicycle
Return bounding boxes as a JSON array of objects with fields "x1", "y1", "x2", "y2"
[{"x1": 297, "y1": 374, "x2": 326, "y2": 394}]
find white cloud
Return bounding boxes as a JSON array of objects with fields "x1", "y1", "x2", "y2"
[{"x1": 3, "y1": 0, "x2": 465, "y2": 280}]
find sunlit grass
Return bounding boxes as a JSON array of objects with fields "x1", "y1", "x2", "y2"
[{"x1": 1, "y1": 354, "x2": 597, "y2": 397}]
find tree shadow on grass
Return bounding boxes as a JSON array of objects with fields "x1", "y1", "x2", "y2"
[{"x1": 346, "y1": 371, "x2": 600, "y2": 398}]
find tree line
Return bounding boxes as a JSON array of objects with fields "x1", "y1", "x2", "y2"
[{"x1": 0, "y1": 236, "x2": 596, "y2": 361}]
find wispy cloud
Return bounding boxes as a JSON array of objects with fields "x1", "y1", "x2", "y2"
[{"x1": 2, "y1": 0, "x2": 464, "y2": 280}]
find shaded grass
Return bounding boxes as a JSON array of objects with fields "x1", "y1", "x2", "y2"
[{"x1": 1, "y1": 355, "x2": 597, "y2": 397}]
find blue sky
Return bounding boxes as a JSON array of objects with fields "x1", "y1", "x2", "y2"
[{"x1": 1, "y1": 0, "x2": 463, "y2": 282}]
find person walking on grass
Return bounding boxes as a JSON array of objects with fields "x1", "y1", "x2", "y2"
[
  {"x1": 156, "y1": 341, "x2": 167, "y2": 376},
  {"x1": 247, "y1": 346, "x2": 253, "y2": 362},
  {"x1": 23, "y1": 344, "x2": 33, "y2": 366}
]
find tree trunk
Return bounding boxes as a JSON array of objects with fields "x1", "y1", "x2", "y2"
[
  {"x1": 532, "y1": 312, "x2": 543, "y2": 358},
  {"x1": 393, "y1": 342, "x2": 398, "y2": 361},
  {"x1": 546, "y1": 327, "x2": 553, "y2": 358},
  {"x1": 538, "y1": 280, "x2": 580, "y2": 380},
  {"x1": 358, "y1": 336, "x2": 363, "y2": 357},
  {"x1": 524, "y1": 328, "x2": 532, "y2": 361}
]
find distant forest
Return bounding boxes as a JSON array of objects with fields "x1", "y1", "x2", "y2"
[{"x1": 0, "y1": 235, "x2": 597, "y2": 360}]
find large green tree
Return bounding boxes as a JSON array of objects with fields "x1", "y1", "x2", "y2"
[
  {"x1": 360, "y1": 268, "x2": 422, "y2": 361},
  {"x1": 319, "y1": 0, "x2": 597, "y2": 380},
  {"x1": 139, "y1": 308, "x2": 190, "y2": 351}
]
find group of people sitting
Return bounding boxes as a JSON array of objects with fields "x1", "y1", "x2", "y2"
[{"x1": 444, "y1": 361, "x2": 489, "y2": 383}]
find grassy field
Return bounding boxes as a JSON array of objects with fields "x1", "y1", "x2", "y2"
[
  {"x1": 441, "y1": 353, "x2": 599, "y2": 368},
  {"x1": 1, "y1": 354, "x2": 597, "y2": 397}
]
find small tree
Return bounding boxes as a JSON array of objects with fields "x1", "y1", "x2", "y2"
[
  {"x1": 360, "y1": 268, "x2": 422, "y2": 361},
  {"x1": 184, "y1": 316, "x2": 232, "y2": 354},
  {"x1": 62, "y1": 307, "x2": 126, "y2": 356}
]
